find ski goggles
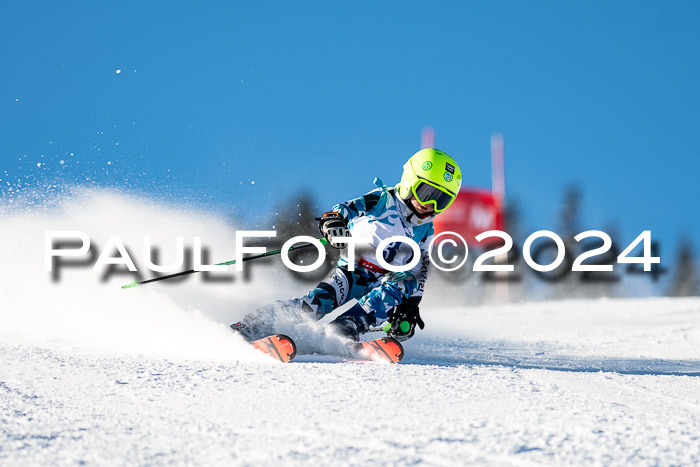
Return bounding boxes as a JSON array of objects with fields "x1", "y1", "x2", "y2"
[{"x1": 411, "y1": 178, "x2": 457, "y2": 212}]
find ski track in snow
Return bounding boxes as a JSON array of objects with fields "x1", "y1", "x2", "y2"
[
  {"x1": 2, "y1": 190, "x2": 700, "y2": 465},
  {"x1": 3, "y1": 341, "x2": 700, "y2": 466}
]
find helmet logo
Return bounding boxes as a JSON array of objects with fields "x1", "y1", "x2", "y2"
[
  {"x1": 421, "y1": 161, "x2": 432, "y2": 171},
  {"x1": 444, "y1": 172, "x2": 453, "y2": 182},
  {"x1": 445, "y1": 163, "x2": 455, "y2": 174}
]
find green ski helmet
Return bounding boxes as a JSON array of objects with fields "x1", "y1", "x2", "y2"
[{"x1": 397, "y1": 148, "x2": 462, "y2": 213}]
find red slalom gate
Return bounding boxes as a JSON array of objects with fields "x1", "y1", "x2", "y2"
[{"x1": 433, "y1": 188, "x2": 504, "y2": 247}]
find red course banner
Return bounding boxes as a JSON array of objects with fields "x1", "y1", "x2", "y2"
[{"x1": 433, "y1": 189, "x2": 504, "y2": 247}]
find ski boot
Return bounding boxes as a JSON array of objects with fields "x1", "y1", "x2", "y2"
[
  {"x1": 229, "y1": 322, "x2": 255, "y2": 341},
  {"x1": 327, "y1": 303, "x2": 373, "y2": 342}
]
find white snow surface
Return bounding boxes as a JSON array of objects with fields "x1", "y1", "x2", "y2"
[{"x1": 2, "y1": 190, "x2": 700, "y2": 465}]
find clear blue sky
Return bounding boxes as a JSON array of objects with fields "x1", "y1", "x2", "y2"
[{"x1": 1, "y1": 1, "x2": 698, "y2": 265}]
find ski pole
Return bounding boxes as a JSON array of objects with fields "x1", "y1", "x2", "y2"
[
  {"x1": 367, "y1": 321, "x2": 413, "y2": 334},
  {"x1": 122, "y1": 238, "x2": 329, "y2": 289}
]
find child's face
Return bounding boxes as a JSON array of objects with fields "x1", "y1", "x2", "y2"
[{"x1": 409, "y1": 196, "x2": 435, "y2": 216}]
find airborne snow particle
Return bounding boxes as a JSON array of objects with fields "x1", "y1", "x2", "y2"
[
  {"x1": 251, "y1": 181, "x2": 255, "y2": 184},
  {"x1": 116, "y1": 69, "x2": 122, "y2": 74},
  {"x1": 37, "y1": 163, "x2": 41, "y2": 167}
]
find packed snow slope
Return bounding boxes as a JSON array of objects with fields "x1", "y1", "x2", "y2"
[{"x1": 2, "y1": 190, "x2": 700, "y2": 465}]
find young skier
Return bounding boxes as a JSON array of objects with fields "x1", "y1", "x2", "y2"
[{"x1": 232, "y1": 148, "x2": 462, "y2": 343}]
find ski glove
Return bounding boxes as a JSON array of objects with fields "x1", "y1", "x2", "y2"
[
  {"x1": 385, "y1": 297, "x2": 425, "y2": 342},
  {"x1": 317, "y1": 211, "x2": 351, "y2": 249}
]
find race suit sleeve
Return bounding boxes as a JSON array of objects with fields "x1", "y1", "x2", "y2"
[{"x1": 330, "y1": 188, "x2": 384, "y2": 222}]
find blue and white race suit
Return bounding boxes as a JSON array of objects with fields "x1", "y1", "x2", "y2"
[{"x1": 296, "y1": 178, "x2": 435, "y2": 328}]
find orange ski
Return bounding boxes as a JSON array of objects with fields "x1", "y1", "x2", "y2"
[
  {"x1": 252, "y1": 334, "x2": 297, "y2": 363},
  {"x1": 355, "y1": 337, "x2": 404, "y2": 363}
]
